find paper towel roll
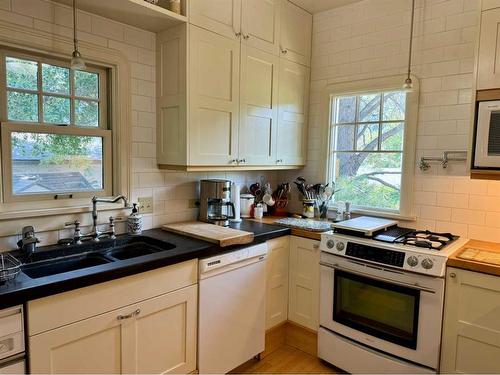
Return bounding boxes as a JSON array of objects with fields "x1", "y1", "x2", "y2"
[{"x1": 230, "y1": 182, "x2": 242, "y2": 222}]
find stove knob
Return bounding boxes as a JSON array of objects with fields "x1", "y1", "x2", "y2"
[
  {"x1": 421, "y1": 258, "x2": 434, "y2": 270},
  {"x1": 326, "y1": 240, "x2": 335, "y2": 249},
  {"x1": 407, "y1": 256, "x2": 418, "y2": 267},
  {"x1": 336, "y1": 242, "x2": 345, "y2": 251}
]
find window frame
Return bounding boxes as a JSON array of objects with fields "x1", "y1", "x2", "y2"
[
  {"x1": 323, "y1": 75, "x2": 419, "y2": 220},
  {"x1": 0, "y1": 48, "x2": 113, "y2": 203}
]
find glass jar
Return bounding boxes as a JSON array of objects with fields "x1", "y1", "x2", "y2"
[{"x1": 302, "y1": 199, "x2": 315, "y2": 219}]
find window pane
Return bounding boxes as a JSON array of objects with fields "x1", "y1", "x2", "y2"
[
  {"x1": 75, "y1": 70, "x2": 99, "y2": 99},
  {"x1": 6, "y1": 57, "x2": 38, "y2": 90},
  {"x1": 75, "y1": 100, "x2": 99, "y2": 127},
  {"x1": 383, "y1": 92, "x2": 406, "y2": 121},
  {"x1": 11, "y1": 132, "x2": 104, "y2": 195},
  {"x1": 358, "y1": 94, "x2": 380, "y2": 122},
  {"x1": 356, "y1": 123, "x2": 379, "y2": 151},
  {"x1": 43, "y1": 96, "x2": 70, "y2": 124},
  {"x1": 42, "y1": 64, "x2": 69, "y2": 95},
  {"x1": 381, "y1": 123, "x2": 404, "y2": 151},
  {"x1": 333, "y1": 152, "x2": 402, "y2": 210},
  {"x1": 335, "y1": 96, "x2": 356, "y2": 123},
  {"x1": 7, "y1": 91, "x2": 38, "y2": 122},
  {"x1": 335, "y1": 125, "x2": 356, "y2": 151}
]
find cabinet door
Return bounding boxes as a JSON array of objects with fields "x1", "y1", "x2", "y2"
[
  {"x1": 189, "y1": 25, "x2": 240, "y2": 166},
  {"x1": 189, "y1": 0, "x2": 241, "y2": 40},
  {"x1": 440, "y1": 268, "x2": 500, "y2": 373},
  {"x1": 266, "y1": 236, "x2": 290, "y2": 329},
  {"x1": 279, "y1": 1, "x2": 312, "y2": 66},
  {"x1": 239, "y1": 45, "x2": 279, "y2": 166},
  {"x1": 482, "y1": 0, "x2": 500, "y2": 10},
  {"x1": 277, "y1": 59, "x2": 310, "y2": 166},
  {"x1": 241, "y1": 0, "x2": 280, "y2": 55},
  {"x1": 478, "y1": 8, "x2": 500, "y2": 89},
  {"x1": 133, "y1": 285, "x2": 197, "y2": 374},
  {"x1": 29, "y1": 304, "x2": 136, "y2": 374},
  {"x1": 288, "y1": 236, "x2": 320, "y2": 331}
]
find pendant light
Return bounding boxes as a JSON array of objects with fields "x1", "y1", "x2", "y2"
[
  {"x1": 403, "y1": 0, "x2": 416, "y2": 91},
  {"x1": 70, "y1": 0, "x2": 86, "y2": 70}
]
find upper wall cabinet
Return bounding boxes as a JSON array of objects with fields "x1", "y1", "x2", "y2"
[
  {"x1": 188, "y1": 0, "x2": 242, "y2": 40},
  {"x1": 280, "y1": 1, "x2": 312, "y2": 67},
  {"x1": 241, "y1": 0, "x2": 281, "y2": 55},
  {"x1": 477, "y1": 7, "x2": 500, "y2": 90},
  {"x1": 482, "y1": 0, "x2": 500, "y2": 10},
  {"x1": 156, "y1": 1, "x2": 312, "y2": 170}
]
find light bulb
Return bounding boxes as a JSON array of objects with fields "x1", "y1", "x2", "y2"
[
  {"x1": 70, "y1": 50, "x2": 86, "y2": 70},
  {"x1": 402, "y1": 77, "x2": 414, "y2": 92}
]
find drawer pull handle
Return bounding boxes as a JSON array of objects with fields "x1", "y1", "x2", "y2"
[
  {"x1": 117, "y1": 309, "x2": 140, "y2": 320},
  {"x1": 449, "y1": 273, "x2": 456, "y2": 278}
]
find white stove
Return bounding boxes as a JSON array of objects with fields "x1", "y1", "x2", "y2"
[
  {"x1": 318, "y1": 224, "x2": 468, "y2": 373},
  {"x1": 320, "y1": 231, "x2": 468, "y2": 277}
]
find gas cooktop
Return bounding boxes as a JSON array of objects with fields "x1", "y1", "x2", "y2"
[{"x1": 373, "y1": 227, "x2": 459, "y2": 250}]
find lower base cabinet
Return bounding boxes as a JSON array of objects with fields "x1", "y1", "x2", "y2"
[
  {"x1": 288, "y1": 236, "x2": 320, "y2": 331},
  {"x1": 29, "y1": 284, "x2": 197, "y2": 374},
  {"x1": 440, "y1": 267, "x2": 500, "y2": 373},
  {"x1": 266, "y1": 236, "x2": 290, "y2": 329}
]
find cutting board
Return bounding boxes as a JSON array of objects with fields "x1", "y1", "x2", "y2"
[
  {"x1": 457, "y1": 248, "x2": 500, "y2": 266},
  {"x1": 162, "y1": 221, "x2": 254, "y2": 247}
]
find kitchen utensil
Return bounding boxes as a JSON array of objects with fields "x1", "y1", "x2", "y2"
[
  {"x1": 249, "y1": 183, "x2": 262, "y2": 198},
  {"x1": 302, "y1": 199, "x2": 315, "y2": 218}
]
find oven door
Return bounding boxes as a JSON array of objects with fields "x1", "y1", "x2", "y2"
[
  {"x1": 320, "y1": 253, "x2": 445, "y2": 369},
  {"x1": 474, "y1": 100, "x2": 500, "y2": 168}
]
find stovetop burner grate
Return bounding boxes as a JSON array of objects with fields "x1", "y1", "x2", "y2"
[{"x1": 396, "y1": 230, "x2": 458, "y2": 250}]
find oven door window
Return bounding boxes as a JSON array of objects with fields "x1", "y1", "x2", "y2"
[{"x1": 333, "y1": 270, "x2": 420, "y2": 349}]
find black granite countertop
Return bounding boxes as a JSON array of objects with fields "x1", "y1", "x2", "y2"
[{"x1": 0, "y1": 220, "x2": 290, "y2": 309}]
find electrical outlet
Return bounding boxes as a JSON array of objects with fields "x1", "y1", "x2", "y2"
[{"x1": 138, "y1": 197, "x2": 153, "y2": 214}]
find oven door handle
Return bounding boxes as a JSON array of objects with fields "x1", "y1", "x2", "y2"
[{"x1": 319, "y1": 261, "x2": 436, "y2": 294}]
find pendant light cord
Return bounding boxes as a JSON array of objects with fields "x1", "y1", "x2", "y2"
[
  {"x1": 406, "y1": 0, "x2": 416, "y2": 80},
  {"x1": 73, "y1": 0, "x2": 78, "y2": 53}
]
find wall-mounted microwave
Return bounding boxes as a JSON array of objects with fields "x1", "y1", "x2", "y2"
[{"x1": 473, "y1": 100, "x2": 500, "y2": 169}]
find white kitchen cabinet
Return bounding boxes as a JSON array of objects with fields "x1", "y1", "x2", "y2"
[
  {"x1": 241, "y1": 0, "x2": 281, "y2": 55},
  {"x1": 188, "y1": 25, "x2": 241, "y2": 166},
  {"x1": 28, "y1": 261, "x2": 198, "y2": 375},
  {"x1": 239, "y1": 45, "x2": 279, "y2": 166},
  {"x1": 288, "y1": 236, "x2": 320, "y2": 331},
  {"x1": 440, "y1": 267, "x2": 500, "y2": 374},
  {"x1": 189, "y1": 0, "x2": 241, "y2": 40},
  {"x1": 477, "y1": 8, "x2": 500, "y2": 89},
  {"x1": 277, "y1": 59, "x2": 310, "y2": 166},
  {"x1": 279, "y1": 0, "x2": 312, "y2": 66},
  {"x1": 482, "y1": 0, "x2": 500, "y2": 10},
  {"x1": 266, "y1": 236, "x2": 290, "y2": 329}
]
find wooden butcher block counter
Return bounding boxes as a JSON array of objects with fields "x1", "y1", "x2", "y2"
[{"x1": 448, "y1": 240, "x2": 500, "y2": 277}]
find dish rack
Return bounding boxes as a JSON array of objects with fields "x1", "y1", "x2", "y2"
[{"x1": 0, "y1": 253, "x2": 21, "y2": 283}]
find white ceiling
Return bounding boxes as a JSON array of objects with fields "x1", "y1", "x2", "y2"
[{"x1": 289, "y1": 0, "x2": 362, "y2": 14}]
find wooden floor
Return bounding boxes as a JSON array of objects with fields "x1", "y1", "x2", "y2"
[{"x1": 230, "y1": 345, "x2": 340, "y2": 374}]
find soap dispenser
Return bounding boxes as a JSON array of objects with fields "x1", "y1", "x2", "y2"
[{"x1": 127, "y1": 203, "x2": 143, "y2": 235}]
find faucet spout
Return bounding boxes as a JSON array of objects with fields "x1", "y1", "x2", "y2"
[{"x1": 88, "y1": 195, "x2": 129, "y2": 241}]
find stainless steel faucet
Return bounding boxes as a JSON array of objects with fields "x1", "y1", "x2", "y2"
[
  {"x1": 85, "y1": 195, "x2": 128, "y2": 241},
  {"x1": 17, "y1": 226, "x2": 40, "y2": 256}
]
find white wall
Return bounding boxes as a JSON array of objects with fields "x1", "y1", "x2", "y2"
[
  {"x1": 0, "y1": 0, "x2": 277, "y2": 250},
  {"x1": 288, "y1": 0, "x2": 500, "y2": 241}
]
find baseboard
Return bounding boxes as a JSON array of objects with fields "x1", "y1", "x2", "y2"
[{"x1": 264, "y1": 321, "x2": 318, "y2": 358}]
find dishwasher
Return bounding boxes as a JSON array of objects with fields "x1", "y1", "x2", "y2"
[
  {"x1": 198, "y1": 243, "x2": 268, "y2": 374},
  {"x1": 0, "y1": 306, "x2": 25, "y2": 374}
]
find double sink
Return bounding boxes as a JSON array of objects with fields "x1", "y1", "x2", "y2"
[{"x1": 21, "y1": 236, "x2": 176, "y2": 279}]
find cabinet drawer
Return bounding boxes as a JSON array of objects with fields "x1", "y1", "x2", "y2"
[
  {"x1": 0, "y1": 307, "x2": 22, "y2": 338},
  {"x1": 28, "y1": 260, "x2": 197, "y2": 335}
]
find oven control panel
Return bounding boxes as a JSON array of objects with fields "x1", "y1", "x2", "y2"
[
  {"x1": 346, "y1": 243, "x2": 405, "y2": 267},
  {"x1": 320, "y1": 234, "x2": 448, "y2": 276}
]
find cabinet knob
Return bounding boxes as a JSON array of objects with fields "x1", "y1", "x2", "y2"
[
  {"x1": 280, "y1": 47, "x2": 288, "y2": 55},
  {"x1": 238, "y1": 158, "x2": 246, "y2": 164},
  {"x1": 243, "y1": 34, "x2": 250, "y2": 40},
  {"x1": 313, "y1": 244, "x2": 319, "y2": 249},
  {"x1": 276, "y1": 159, "x2": 283, "y2": 164},
  {"x1": 449, "y1": 273, "x2": 456, "y2": 278},
  {"x1": 235, "y1": 32, "x2": 241, "y2": 38},
  {"x1": 230, "y1": 159, "x2": 238, "y2": 165}
]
